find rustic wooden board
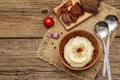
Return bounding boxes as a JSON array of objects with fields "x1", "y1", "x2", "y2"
[
  {"x1": 0, "y1": 0, "x2": 61, "y2": 38},
  {"x1": 0, "y1": 38, "x2": 119, "y2": 80},
  {"x1": 0, "y1": 0, "x2": 119, "y2": 80},
  {"x1": 0, "y1": 0, "x2": 119, "y2": 37}
]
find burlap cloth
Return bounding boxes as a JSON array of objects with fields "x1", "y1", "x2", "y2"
[{"x1": 37, "y1": 3, "x2": 120, "y2": 80}]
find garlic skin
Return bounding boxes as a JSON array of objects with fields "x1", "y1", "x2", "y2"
[{"x1": 48, "y1": 32, "x2": 59, "y2": 39}]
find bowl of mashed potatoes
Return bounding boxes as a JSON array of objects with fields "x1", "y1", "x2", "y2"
[{"x1": 59, "y1": 30, "x2": 99, "y2": 70}]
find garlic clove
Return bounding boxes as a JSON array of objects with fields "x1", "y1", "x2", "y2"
[{"x1": 48, "y1": 32, "x2": 60, "y2": 39}]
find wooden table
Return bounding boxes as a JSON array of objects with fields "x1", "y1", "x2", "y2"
[{"x1": 0, "y1": 0, "x2": 119, "y2": 80}]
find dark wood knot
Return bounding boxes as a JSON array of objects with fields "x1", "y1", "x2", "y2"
[{"x1": 41, "y1": 9, "x2": 48, "y2": 14}]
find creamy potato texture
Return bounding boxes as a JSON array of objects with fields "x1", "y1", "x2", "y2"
[{"x1": 64, "y1": 36, "x2": 94, "y2": 67}]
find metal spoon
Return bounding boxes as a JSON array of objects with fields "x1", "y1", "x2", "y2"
[
  {"x1": 104, "y1": 15, "x2": 118, "y2": 79},
  {"x1": 95, "y1": 21, "x2": 109, "y2": 40},
  {"x1": 94, "y1": 21, "x2": 109, "y2": 78}
]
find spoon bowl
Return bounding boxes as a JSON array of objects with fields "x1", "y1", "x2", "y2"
[
  {"x1": 105, "y1": 15, "x2": 118, "y2": 32},
  {"x1": 95, "y1": 21, "x2": 109, "y2": 40}
]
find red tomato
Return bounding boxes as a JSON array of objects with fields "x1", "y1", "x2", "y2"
[{"x1": 44, "y1": 17, "x2": 54, "y2": 27}]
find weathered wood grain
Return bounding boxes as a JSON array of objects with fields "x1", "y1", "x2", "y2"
[
  {"x1": 0, "y1": 0, "x2": 119, "y2": 80},
  {"x1": 0, "y1": 38, "x2": 119, "y2": 80},
  {"x1": 103, "y1": 0, "x2": 120, "y2": 9},
  {"x1": 0, "y1": 39, "x2": 79, "y2": 80},
  {"x1": 0, "y1": 0, "x2": 119, "y2": 37},
  {"x1": 0, "y1": 0, "x2": 61, "y2": 37}
]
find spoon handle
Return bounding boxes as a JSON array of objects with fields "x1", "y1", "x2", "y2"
[
  {"x1": 106, "y1": 54, "x2": 112, "y2": 80},
  {"x1": 106, "y1": 33, "x2": 112, "y2": 80},
  {"x1": 102, "y1": 40, "x2": 107, "y2": 77}
]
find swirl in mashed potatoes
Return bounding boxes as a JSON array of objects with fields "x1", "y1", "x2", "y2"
[{"x1": 64, "y1": 36, "x2": 94, "y2": 68}]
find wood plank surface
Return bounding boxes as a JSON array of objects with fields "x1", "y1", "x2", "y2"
[
  {"x1": 0, "y1": 0, "x2": 119, "y2": 80},
  {"x1": 0, "y1": 0, "x2": 61, "y2": 37},
  {"x1": 0, "y1": 0, "x2": 119, "y2": 37},
  {"x1": 0, "y1": 38, "x2": 119, "y2": 80}
]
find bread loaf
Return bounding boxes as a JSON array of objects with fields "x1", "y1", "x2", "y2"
[{"x1": 80, "y1": 0, "x2": 100, "y2": 14}]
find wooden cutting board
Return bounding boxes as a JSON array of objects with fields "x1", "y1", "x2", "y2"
[
  {"x1": 53, "y1": 0, "x2": 94, "y2": 30},
  {"x1": 37, "y1": 2, "x2": 120, "y2": 80}
]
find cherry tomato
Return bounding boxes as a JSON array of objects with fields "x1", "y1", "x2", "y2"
[{"x1": 44, "y1": 17, "x2": 54, "y2": 28}]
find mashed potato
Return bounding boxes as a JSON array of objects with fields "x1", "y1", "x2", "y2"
[{"x1": 64, "y1": 36, "x2": 94, "y2": 67}]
